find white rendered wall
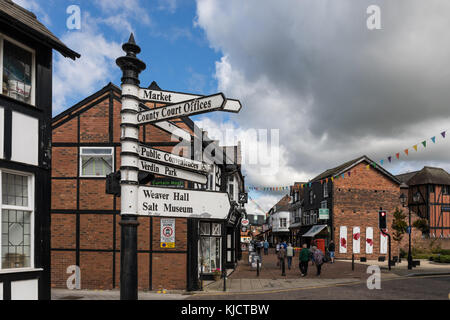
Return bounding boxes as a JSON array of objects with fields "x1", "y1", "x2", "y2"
[
  {"x1": 11, "y1": 279, "x2": 38, "y2": 300},
  {"x1": 11, "y1": 112, "x2": 38, "y2": 166}
]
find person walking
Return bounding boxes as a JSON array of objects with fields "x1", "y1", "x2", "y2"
[
  {"x1": 286, "y1": 243, "x2": 294, "y2": 270},
  {"x1": 299, "y1": 243, "x2": 310, "y2": 277},
  {"x1": 276, "y1": 242, "x2": 280, "y2": 254},
  {"x1": 313, "y1": 248, "x2": 325, "y2": 276},
  {"x1": 278, "y1": 244, "x2": 287, "y2": 275},
  {"x1": 263, "y1": 240, "x2": 269, "y2": 255},
  {"x1": 328, "y1": 240, "x2": 335, "y2": 264},
  {"x1": 310, "y1": 245, "x2": 317, "y2": 266}
]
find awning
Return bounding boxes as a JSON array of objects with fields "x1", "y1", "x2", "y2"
[{"x1": 302, "y1": 224, "x2": 328, "y2": 237}]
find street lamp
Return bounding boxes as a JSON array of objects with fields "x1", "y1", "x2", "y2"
[{"x1": 400, "y1": 193, "x2": 412, "y2": 270}]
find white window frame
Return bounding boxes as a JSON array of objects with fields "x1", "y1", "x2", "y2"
[
  {"x1": 321, "y1": 200, "x2": 327, "y2": 209},
  {"x1": 0, "y1": 169, "x2": 35, "y2": 270},
  {"x1": 323, "y1": 182, "x2": 329, "y2": 198},
  {"x1": 0, "y1": 33, "x2": 36, "y2": 106},
  {"x1": 79, "y1": 147, "x2": 114, "y2": 178}
]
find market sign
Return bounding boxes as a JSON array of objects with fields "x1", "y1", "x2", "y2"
[
  {"x1": 138, "y1": 186, "x2": 231, "y2": 218},
  {"x1": 138, "y1": 145, "x2": 212, "y2": 174},
  {"x1": 139, "y1": 88, "x2": 242, "y2": 113},
  {"x1": 160, "y1": 218, "x2": 175, "y2": 248},
  {"x1": 319, "y1": 208, "x2": 329, "y2": 220},
  {"x1": 137, "y1": 93, "x2": 226, "y2": 125},
  {"x1": 139, "y1": 159, "x2": 207, "y2": 184}
]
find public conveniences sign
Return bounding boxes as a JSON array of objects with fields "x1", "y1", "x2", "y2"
[{"x1": 138, "y1": 186, "x2": 231, "y2": 218}]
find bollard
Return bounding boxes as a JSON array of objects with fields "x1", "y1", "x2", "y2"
[
  {"x1": 223, "y1": 270, "x2": 226, "y2": 292},
  {"x1": 257, "y1": 259, "x2": 260, "y2": 277},
  {"x1": 352, "y1": 254, "x2": 354, "y2": 271}
]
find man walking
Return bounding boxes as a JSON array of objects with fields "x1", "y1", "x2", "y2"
[
  {"x1": 263, "y1": 240, "x2": 269, "y2": 255},
  {"x1": 278, "y1": 244, "x2": 287, "y2": 276},
  {"x1": 328, "y1": 240, "x2": 335, "y2": 264},
  {"x1": 299, "y1": 243, "x2": 310, "y2": 277},
  {"x1": 286, "y1": 243, "x2": 294, "y2": 270}
]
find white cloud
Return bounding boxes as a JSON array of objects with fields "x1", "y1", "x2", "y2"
[
  {"x1": 195, "y1": 0, "x2": 450, "y2": 195},
  {"x1": 52, "y1": 14, "x2": 122, "y2": 114}
]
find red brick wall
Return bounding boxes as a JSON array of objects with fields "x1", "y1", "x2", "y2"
[
  {"x1": 333, "y1": 162, "x2": 401, "y2": 259},
  {"x1": 51, "y1": 251, "x2": 76, "y2": 288}
]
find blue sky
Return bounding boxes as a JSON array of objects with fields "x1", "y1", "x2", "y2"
[{"x1": 15, "y1": 1, "x2": 450, "y2": 215}]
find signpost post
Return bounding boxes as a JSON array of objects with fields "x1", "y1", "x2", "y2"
[{"x1": 116, "y1": 33, "x2": 146, "y2": 300}]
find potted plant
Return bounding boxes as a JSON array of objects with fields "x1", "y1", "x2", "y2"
[{"x1": 212, "y1": 268, "x2": 222, "y2": 281}]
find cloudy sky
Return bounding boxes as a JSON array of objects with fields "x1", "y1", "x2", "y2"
[{"x1": 15, "y1": 0, "x2": 450, "y2": 215}]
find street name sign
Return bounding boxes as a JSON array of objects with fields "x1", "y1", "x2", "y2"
[
  {"x1": 137, "y1": 93, "x2": 226, "y2": 125},
  {"x1": 139, "y1": 159, "x2": 207, "y2": 184},
  {"x1": 138, "y1": 145, "x2": 212, "y2": 174},
  {"x1": 138, "y1": 186, "x2": 232, "y2": 218},
  {"x1": 139, "y1": 88, "x2": 242, "y2": 113}
]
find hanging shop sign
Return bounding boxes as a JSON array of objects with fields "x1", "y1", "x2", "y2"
[
  {"x1": 138, "y1": 145, "x2": 212, "y2": 174},
  {"x1": 138, "y1": 186, "x2": 231, "y2": 218},
  {"x1": 319, "y1": 208, "x2": 329, "y2": 220},
  {"x1": 160, "y1": 218, "x2": 175, "y2": 248},
  {"x1": 139, "y1": 159, "x2": 207, "y2": 184},
  {"x1": 136, "y1": 93, "x2": 227, "y2": 125},
  {"x1": 241, "y1": 219, "x2": 249, "y2": 226},
  {"x1": 139, "y1": 88, "x2": 242, "y2": 113},
  {"x1": 238, "y1": 192, "x2": 248, "y2": 204}
]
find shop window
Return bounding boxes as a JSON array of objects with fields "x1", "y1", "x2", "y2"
[
  {"x1": 323, "y1": 182, "x2": 328, "y2": 198},
  {"x1": 80, "y1": 147, "x2": 113, "y2": 177},
  {"x1": 0, "y1": 171, "x2": 34, "y2": 269},
  {"x1": 1, "y1": 37, "x2": 35, "y2": 105},
  {"x1": 198, "y1": 221, "x2": 222, "y2": 274}
]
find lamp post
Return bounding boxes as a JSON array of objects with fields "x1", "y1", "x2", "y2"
[{"x1": 400, "y1": 193, "x2": 412, "y2": 270}]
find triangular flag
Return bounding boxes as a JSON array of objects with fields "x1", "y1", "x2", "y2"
[
  {"x1": 341, "y1": 174, "x2": 345, "y2": 179},
  {"x1": 380, "y1": 159, "x2": 384, "y2": 165},
  {"x1": 422, "y1": 141, "x2": 426, "y2": 148},
  {"x1": 413, "y1": 145, "x2": 417, "y2": 151},
  {"x1": 372, "y1": 162, "x2": 377, "y2": 168},
  {"x1": 309, "y1": 183, "x2": 311, "y2": 187},
  {"x1": 431, "y1": 136, "x2": 436, "y2": 143},
  {"x1": 348, "y1": 171, "x2": 351, "y2": 177},
  {"x1": 404, "y1": 149, "x2": 409, "y2": 155},
  {"x1": 331, "y1": 177, "x2": 334, "y2": 182},
  {"x1": 388, "y1": 156, "x2": 392, "y2": 163},
  {"x1": 396, "y1": 153, "x2": 400, "y2": 159},
  {"x1": 441, "y1": 131, "x2": 446, "y2": 138},
  {"x1": 366, "y1": 164, "x2": 370, "y2": 170}
]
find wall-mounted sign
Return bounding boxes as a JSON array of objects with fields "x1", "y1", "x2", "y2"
[
  {"x1": 238, "y1": 192, "x2": 248, "y2": 204},
  {"x1": 319, "y1": 208, "x2": 329, "y2": 220},
  {"x1": 138, "y1": 145, "x2": 212, "y2": 174},
  {"x1": 139, "y1": 88, "x2": 242, "y2": 113},
  {"x1": 160, "y1": 218, "x2": 175, "y2": 248},
  {"x1": 138, "y1": 186, "x2": 231, "y2": 218},
  {"x1": 137, "y1": 93, "x2": 226, "y2": 125},
  {"x1": 139, "y1": 159, "x2": 207, "y2": 184}
]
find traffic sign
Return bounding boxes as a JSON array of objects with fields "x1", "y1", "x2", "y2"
[
  {"x1": 138, "y1": 145, "x2": 212, "y2": 174},
  {"x1": 160, "y1": 218, "x2": 175, "y2": 248},
  {"x1": 139, "y1": 88, "x2": 242, "y2": 113},
  {"x1": 139, "y1": 159, "x2": 207, "y2": 184},
  {"x1": 136, "y1": 93, "x2": 226, "y2": 125},
  {"x1": 138, "y1": 186, "x2": 232, "y2": 218},
  {"x1": 238, "y1": 192, "x2": 248, "y2": 204}
]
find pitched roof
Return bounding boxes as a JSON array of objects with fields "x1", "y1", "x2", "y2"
[
  {"x1": 310, "y1": 155, "x2": 401, "y2": 184},
  {"x1": 401, "y1": 167, "x2": 450, "y2": 186},
  {"x1": 396, "y1": 171, "x2": 419, "y2": 184},
  {"x1": 0, "y1": 0, "x2": 80, "y2": 59}
]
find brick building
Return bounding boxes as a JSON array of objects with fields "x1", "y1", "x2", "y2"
[
  {"x1": 51, "y1": 82, "x2": 244, "y2": 291},
  {"x1": 397, "y1": 166, "x2": 450, "y2": 238},
  {"x1": 295, "y1": 156, "x2": 402, "y2": 259}
]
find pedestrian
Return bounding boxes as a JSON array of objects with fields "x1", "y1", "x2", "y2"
[
  {"x1": 299, "y1": 243, "x2": 310, "y2": 277},
  {"x1": 278, "y1": 244, "x2": 287, "y2": 274},
  {"x1": 328, "y1": 240, "x2": 335, "y2": 264},
  {"x1": 313, "y1": 248, "x2": 325, "y2": 276},
  {"x1": 276, "y1": 243, "x2": 280, "y2": 254},
  {"x1": 286, "y1": 243, "x2": 294, "y2": 270},
  {"x1": 310, "y1": 245, "x2": 317, "y2": 266},
  {"x1": 263, "y1": 240, "x2": 269, "y2": 255}
]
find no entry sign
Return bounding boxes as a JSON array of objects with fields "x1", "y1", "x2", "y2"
[{"x1": 160, "y1": 218, "x2": 175, "y2": 248}]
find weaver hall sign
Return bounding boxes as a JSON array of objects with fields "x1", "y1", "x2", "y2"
[{"x1": 138, "y1": 186, "x2": 231, "y2": 219}]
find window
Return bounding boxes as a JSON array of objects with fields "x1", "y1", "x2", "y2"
[
  {"x1": 1, "y1": 36, "x2": 35, "y2": 105},
  {"x1": 228, "y1": 183, "x2": 234, "y2": 201},
  {"x1": 321, "y1": 200, "x2": 327, "y2": 209},
  {"x1": 323, "y1": 182, "x2": 329, "y2": 198},
  {"x1": 279, "y1": 218, "x2": 287, "y2": 228},
  {"x1": 309, "y1": 190, "x2": 314, "y2": 204},
  {"x1": 429, "y1": 185, "x2": 435, "y2": 193},
  {"x1": 198, "y1": 221, "x2": 222, "y2": 274},
  {"x1": 80, "y1": 147, "x2": 113, "y2": 177},
  {"x1": 1, "y1": 171, "x2": 34, "y2": 270}
]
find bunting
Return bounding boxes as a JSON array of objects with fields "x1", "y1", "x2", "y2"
[{"x1": 245, "y1": 128, "x2": 448, "y2": 192}]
